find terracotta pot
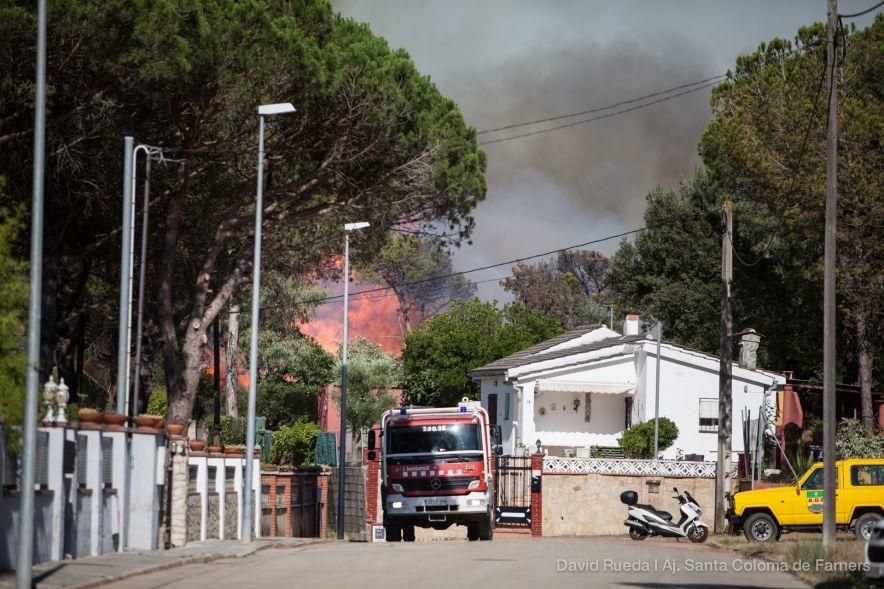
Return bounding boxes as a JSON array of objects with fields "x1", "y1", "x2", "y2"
[
  {"x1": 166, "y1": 423, "x2": 185, "y2": 436},
  {"x1": 224, "y1": 446, "x2": 244, "y2": 455},
  {"x1": 154, "y1": 419, "x2": 165, "y2": 430},
  {"x1": 189, "y1": 440, "x2": 206, "y2": 452},
  {"x1": 103, "y1": 413, "x2": 127, "y2": 426},
  {"x1": 133, "y1": 415, "x2": 157, "y2": 428},
  {"x1": 78, "y1": 408, "x2": 103, "y2": 424}
]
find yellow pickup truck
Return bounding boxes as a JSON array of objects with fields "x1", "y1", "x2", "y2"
[{"x1": 726, "y1": 458, "x2": 884, "y2": 542}]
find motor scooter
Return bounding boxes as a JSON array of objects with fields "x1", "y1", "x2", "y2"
[{"x1": 621, "y1": 486, "x2": 709, "y2": 542}]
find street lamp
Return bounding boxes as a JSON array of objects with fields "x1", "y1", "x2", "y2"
[
  {"x1": 337, "y1": 220, "x2": 370, "y2": 540},
  {"x1": 243, "y1": 102, "x2": 296, "y2": 543}
]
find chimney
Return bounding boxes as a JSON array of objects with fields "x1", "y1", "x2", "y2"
[
  {"x1": 623, "y1": 314, "x2": 640, "y2": 336},
  {"x1": 738, "y1": 329, "x2": 762, "y2": 370}
]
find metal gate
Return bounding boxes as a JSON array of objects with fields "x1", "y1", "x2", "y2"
[{"x1": 494, "y1": 455, "x2": 531, "y2": 527}]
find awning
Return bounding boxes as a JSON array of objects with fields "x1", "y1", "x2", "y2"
[{"x1": 535, "y1": 380, "x2": 635, "y2": 395}]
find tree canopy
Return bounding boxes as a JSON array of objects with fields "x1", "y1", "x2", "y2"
[
  {"x1": 401, "y1": 298, "x2": 562, "y2": 407},
  {"x1": 0, "y1": 0, "x2": 486, "y2": 422},
  {"x1": 0, "y1": 199, "x2": 27, "y2": 428},
  {"x1": 333, "y1": 337, "x2": 399, "y2": 440}
]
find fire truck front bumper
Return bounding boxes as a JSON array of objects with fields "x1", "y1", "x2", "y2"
[{"x1": 385, "y1": 491, "x2": 490, "y2": 522}]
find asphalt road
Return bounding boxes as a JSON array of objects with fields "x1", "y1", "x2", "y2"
[{"x1": 102, "y1": 536, "x2": 807, "y2": 589}]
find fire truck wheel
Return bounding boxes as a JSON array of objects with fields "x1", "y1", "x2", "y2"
[
  {"x1": 479, "y1": 517, "x2": 493, "y2": 541},
  {"x1": 402, "y1": 525, "x2": 416, "y2": 542},
  {"x1": 385, "y1": 524, "x2": 402, "y2": 542},
  {"x1": 467, "y1": 523, "x2": 480, "y2": 541}
]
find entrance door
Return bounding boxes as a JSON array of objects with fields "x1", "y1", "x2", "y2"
[{"x1": 487, "y1": 394, "x2": 498, "y2": 425}]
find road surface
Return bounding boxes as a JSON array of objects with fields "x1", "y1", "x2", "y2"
[{"x1": 102, "y1": 536, "x2": 807, "y2": 589}]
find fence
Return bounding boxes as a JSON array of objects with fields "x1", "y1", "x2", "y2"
[{"x1": 327, "y1": 464, "x2": 365, "y2": 540}]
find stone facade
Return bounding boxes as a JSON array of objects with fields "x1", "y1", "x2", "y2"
[
  {"x1": 542, "y1": 472, "x2": 714, "y2": 536},
  {"x1": 169, "y1": 448, "x2": 189, "y2": 547}
]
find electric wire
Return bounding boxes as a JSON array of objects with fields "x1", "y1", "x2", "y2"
[
  {"x1": 839, "y1": 0, "x2": 884, "y2": 18},
  {"x1": 476, "y1": 74, "x2": 726, "y2": 135}
]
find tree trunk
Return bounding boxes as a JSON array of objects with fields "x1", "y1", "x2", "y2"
[
  {"x1": 855, "y1": 297, "x2": 875, "y2": 435},
  {"x1": 168, "y1": 325, "x2": 206, "y2": 423},
  {"x1": 225, "y1": 304, "x2": 240, "y2": 418}
]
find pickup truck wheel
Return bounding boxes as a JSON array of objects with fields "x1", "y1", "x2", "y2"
[
  {"x1": 743, "y1": 513, "x2": 779, "y2": 542},
  {"x1": 854, "y1": 513, "x2": 882, "y2": 541},
  {"x1": 385, "y1": 524, "x2": 402, "y2": 542},
  {"x1": 402, "y1": 525, "x2": 416, "y2": 542}
]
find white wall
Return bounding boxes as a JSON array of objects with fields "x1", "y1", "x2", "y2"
[
  {"x1": 479, "y1": 378, "x2": 519, "y2": 452},
  {"x1": 645, "y1": 345, "x2": 777, "y2": 460}
]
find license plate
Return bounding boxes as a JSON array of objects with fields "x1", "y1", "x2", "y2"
[{"x1": 424, "y1": 498, "x2": 447, "y2": 506}]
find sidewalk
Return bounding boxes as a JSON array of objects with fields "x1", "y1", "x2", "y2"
[{"x1": 0, "y1": 538, "x2": 323, "y2": 589}]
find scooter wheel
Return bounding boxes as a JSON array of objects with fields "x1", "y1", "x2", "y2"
[
  {"x1": 688, "y1": 524, "x2": 708, "y2": 543},
  {"x1": 629, "y1": 527, "x2": 649, "y2": 541}
]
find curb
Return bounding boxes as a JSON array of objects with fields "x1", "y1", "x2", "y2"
[{"x1": 59, "y1": 539, "x2": 327, "y2": 589}]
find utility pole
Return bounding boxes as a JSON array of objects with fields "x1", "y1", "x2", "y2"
[
  {"x1": 17, "y1": 0, "x2": 47, "y2": 585},
  {"x1": 822, "y1": 0, "x2": 838, "y2": 553},
  {"x1": 714, "y1": 200, "x2": 733, "y2": 534}
]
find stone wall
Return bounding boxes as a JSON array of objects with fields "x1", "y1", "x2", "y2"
[{"x1": 542, "y1": 472, "x2": 714, "y2": 536}]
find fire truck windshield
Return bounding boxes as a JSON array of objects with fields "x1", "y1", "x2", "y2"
[{"x1": 386, "y1": 424, "x2": 482, "y2": 455}]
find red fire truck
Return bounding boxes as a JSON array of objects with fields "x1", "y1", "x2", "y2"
[{"x1": 368, "y1": 398, "x2": 502, "y2": 542}]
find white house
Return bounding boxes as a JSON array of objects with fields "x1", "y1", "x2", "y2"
[{"x1": 468, "y1": 316, "x2": 785, "y2": 460}]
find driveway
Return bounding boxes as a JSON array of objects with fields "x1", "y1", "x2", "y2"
[{"x1": 102, "y1": 536, "x2": 807, "y2": 589}]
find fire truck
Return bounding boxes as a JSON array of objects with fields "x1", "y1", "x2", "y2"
[{"x1": 368, "y1": 398, "x2": 502, "y2": 542}]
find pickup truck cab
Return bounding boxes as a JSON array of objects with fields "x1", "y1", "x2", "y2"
[{"x1": 727, "y1": 458, "x2": 884, "y2": 542}]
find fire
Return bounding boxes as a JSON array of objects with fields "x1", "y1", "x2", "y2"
[{"x1": 300, "y1": 273, "x2": 404, "y2": 355}]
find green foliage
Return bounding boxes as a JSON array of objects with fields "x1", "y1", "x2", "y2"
[
  {"x1": 146, "y1": 386, "x2": 168, "y2": 417},
  {"x1": 241, "y1": 273, "x2": 335, "y2": 429},
  {"x1": 0, "y1": 205, "x2": 27, "y2": 427},
  {"x1": 617, "y1": 418, "x2": 679, "y2": 459},
  {"x1": 402, "y1": 298, "x2": 563, "y2": 406},
  {"x1": 835, "y1": 418, "x2": 884, "y2": 459},
  {"x1": 271, "y1": 418, "x2": 321, "y2": 466},
  {"x1": 333, "y1": 337, "x2": 399, "y2": 437},
  {"x1": 0, "y1": 0, "x2": 486, "y2": 423}
]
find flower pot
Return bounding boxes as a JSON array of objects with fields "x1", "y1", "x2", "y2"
[
  {"x1": 224, "y1": 446, "x2": 244, "y2": 456},
  {"x1": 78, "y1": 408, "x2": 102, "y2": 424},
  {"x1": 189, "y1": 440, "x2": 206, "y2": 452},
  {"x1": 207, "y1": 445, "x2": 222, "y2": 454},
  {"x1": 166, "y1": 423, "x2": 186, "y2": 436},
  {"x1": 103, "y1": 413, "x2": 127, "y2": 426},
  {"x1": 133, "y1": 415, "x2": 157, "y2": 428}
]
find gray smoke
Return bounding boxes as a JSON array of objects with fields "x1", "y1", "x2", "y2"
[{"x1": 332, "y1": 0, "x2": 861, "y2": 301}]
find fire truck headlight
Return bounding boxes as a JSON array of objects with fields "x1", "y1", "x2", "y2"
[
  {"x1": 391, "y1": 501, "x2": 403, "y2": 509},
  {"x1": 466, "y1": 499, "x2": 485, "y2": 507},
  {"x1": 467, "y1": 479, "x2": 480, "y2": 490},
  {"x1": 391, "y1": 483, "x2": 404, "y2": 493}
]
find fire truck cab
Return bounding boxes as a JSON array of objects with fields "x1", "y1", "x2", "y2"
[{"x1": 369, "y1": 398, "x2": 502, "y2": 542}]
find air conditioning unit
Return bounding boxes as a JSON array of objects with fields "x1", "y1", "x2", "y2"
[{"x1": 575, "y1": 447, "x2": 590, "y2": 458}]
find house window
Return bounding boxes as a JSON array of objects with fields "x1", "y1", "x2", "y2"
[
  {"x1": 624, "y1": 397, "x2": 633, "y2": 430},
  {"x1": 504, "y1": 393, "x2": 510, "y2": 421},
  {"x1": 699, "y1": 398, "x2": 718, "y2": 432}
]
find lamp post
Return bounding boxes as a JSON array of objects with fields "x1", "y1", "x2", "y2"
[
  {"x1": 337, "y1": 221, "x2": 370, "y2": 540},
  {"x1": 243, "y1": 102, "x2": 296, "y2": 543}
]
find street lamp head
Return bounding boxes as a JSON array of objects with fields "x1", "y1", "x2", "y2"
[
  {"x1": 344, "y1": 221, "x2": 370, "y2": 232},
  {"x1": 258, "y1": 103, "x2": 296, "y2": 116}
]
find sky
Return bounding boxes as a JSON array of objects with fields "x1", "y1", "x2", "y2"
[{"x1": 331, "y1": 0, "x2": 879, "y2": 302}]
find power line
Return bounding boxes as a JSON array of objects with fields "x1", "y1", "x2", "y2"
[
  {"x1": 476, "y1": 74, "x2": 726, "y2": 136},
  {"x1": 478, "y1": 81, "x2": 720, "y2": 146},
  {"x1": 839, "y1": 0, "x2": 884, "y2": 18}
]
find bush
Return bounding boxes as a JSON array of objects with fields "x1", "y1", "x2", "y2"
[
  {"x1": 618, "y1": 418, "x2": 679, "y2": 459},
  {"x1": 146, "y1": 386, "x2": 168, "y2": 416},
  {"x1": 836, "y1": 418, "x2": 884, "y2": 459},
  {"x1": 271, "y1": 419, "x2": 320, "y2": 466}
]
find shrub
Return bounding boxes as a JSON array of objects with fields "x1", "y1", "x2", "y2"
[
  {"x1": 618, "y1": 418, "x2": 679, "y2": 459},
  {"x1": 271, "y1": 419, "x2": 320, "y2": 466},
  {"x1": 836, "y1": 418, "x2": 884, "y2": 459},
  {"x1": 146, "y1": 386, "x2": 168, "y2": 416}
]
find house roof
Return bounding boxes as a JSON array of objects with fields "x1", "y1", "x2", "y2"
[
  {"x1": 468, "y1": 324, "x2": 784, "y2": 385},
  {"x1": 467, "y1": 324, "x2": 641, "y2": 377}
]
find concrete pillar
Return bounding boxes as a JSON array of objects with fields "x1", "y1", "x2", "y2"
[
  {"x1": 43, "y1": 426, "x2": 65, "y2": 561},
  {"x1": 530, "y1": 453, "x2": 543, "y2": 537},
  {"x1": 169, "y1": 445, "x2": 188, "y2": 547},
  {"x1": 79, "y1": 430, "x2": 102, "y2": 556}
]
